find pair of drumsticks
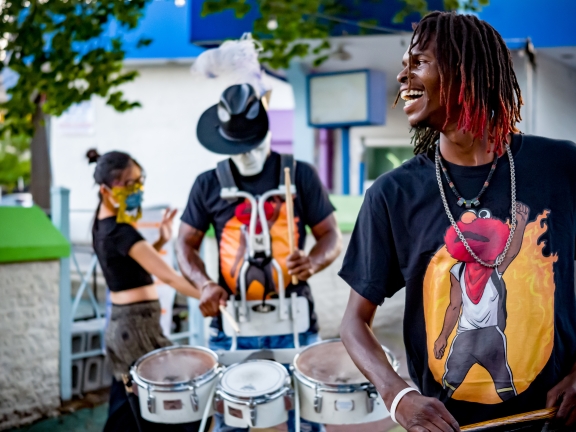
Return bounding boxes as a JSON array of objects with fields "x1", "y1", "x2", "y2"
[{"x1": 219, "y1": 167, "x2": 298, "y2": 334}]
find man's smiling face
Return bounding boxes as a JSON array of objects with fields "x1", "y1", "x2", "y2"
[{"x1": 397, "y1": 37, "x2": 459, "y2": 131}]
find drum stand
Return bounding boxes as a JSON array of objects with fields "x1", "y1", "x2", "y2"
[{"x1": 199, "y1": 370, "x2": 223, "y2": 432}]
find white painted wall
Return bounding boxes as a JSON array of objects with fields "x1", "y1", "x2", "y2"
[
  {"x1": 50, "y1": 62, "x2": 294, "y2": 242},
  {"x1": 532, "y1": 53, "x2": 576, "y2": 141}
]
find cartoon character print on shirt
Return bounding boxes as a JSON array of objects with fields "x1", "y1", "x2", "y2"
[
  {"x1": 423, "y1": 203, "x2": 557, "y2": 404},
  {"x1": 219, "y1": 197, "x2": 299, "y2": 301}
]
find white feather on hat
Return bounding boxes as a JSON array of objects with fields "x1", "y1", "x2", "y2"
[{"x1": 191, "y1": 33, "x2": 271, "y2": 98}]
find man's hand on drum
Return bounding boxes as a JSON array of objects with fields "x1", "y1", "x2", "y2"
[
  {"x1": 396, "y1": 392, "x2": 460, "y2": 432},
  {"x1": 286, "y1": 250, "x2": 315, "y2": 281},
  {"x1": 199, "y1": 282, "x2": 228, "y2": 317}
]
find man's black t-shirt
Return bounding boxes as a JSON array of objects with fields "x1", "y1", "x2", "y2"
[
  {"x1": 93, "y1": 217, "x2": 153, "y2": 292},
  {"x1": 339, "y1": 134, "x2": 576, "y2": 425},
  {"x1": 182, "y1": 152, "x2": 335, "y2": 332}
]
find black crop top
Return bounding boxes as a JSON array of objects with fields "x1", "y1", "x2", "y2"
[{"x1": 92, "y1": 217, "x2": 153, "y2": 292}]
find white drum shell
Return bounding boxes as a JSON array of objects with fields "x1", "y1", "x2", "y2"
[
  {"x1": 222, "y1": 395, "x2": 288, "y2": 429},
  {"x1": 295, "y1": 379, "x2": 389, "y2": 425},
  {"x1": 136, "y1": 379, "x2": 216, "y2": 424},
  {"x1": 292, "y1": 339, "x2": 398, "y2": 425}
]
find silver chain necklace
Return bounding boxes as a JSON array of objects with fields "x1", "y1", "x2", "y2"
[{"x1": 435, "y1": 144, "x2": 517, "y2": 268}]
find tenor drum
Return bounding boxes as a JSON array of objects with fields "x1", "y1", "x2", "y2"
[
  {"x1": 292, "y1": 339, "x2": 399, "y2": 425},
  {"x1": 215, "y1": 360, "x2": 293, "y2": 429},
  {"x1": 130, "y1": 346, "x2": 220, "y2": 424}
]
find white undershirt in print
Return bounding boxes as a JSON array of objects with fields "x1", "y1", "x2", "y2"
[{"x1": 450, "y1": 262, "x2": 503, "y2": 334}]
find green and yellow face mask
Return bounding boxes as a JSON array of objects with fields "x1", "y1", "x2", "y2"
[{"x1": 110, "y1": 182, "x2": 144, "y2": 224}]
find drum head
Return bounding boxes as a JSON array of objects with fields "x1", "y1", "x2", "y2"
[
  {"x1": 295, "y1": 340, "x2": 375, "y2": 386},
  {"x1": 136, "y1": 346, "x2": 217, "y2": 386},
  {"x1": 220, "y1": 360, "x2": 287, "y2": 397}
]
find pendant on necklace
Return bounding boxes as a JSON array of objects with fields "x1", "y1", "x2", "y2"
[{"x1": 457, "y1": 198, "x2": 481, "y2": 208}]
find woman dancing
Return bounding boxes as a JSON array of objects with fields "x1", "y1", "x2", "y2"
[{"x1": 87, "y1": 149, "x2": 203, "y2": 431}]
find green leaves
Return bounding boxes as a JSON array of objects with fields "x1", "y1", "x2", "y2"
[
  {"x1": 393, "y1": 0, "x2": 429, "y2": 24},
  {"x1": 0, "y1": 0, "x2": 151, "y2": 139},
  {"x1": 0, "y1": 132, "x2": 31, "y2": 193},
  {"x1": 0, "y1": 0, "x2": 151, "y2": 190},
  {"x1": 202, "y1": 0, "x2": 490, "y2": 69}
]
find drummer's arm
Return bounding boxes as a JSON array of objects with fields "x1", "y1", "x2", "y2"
[
  {"x1": 177, "y1": 221, "x2": 228, "y2": 317},
  {"x1": 287, "y1": 213, "x2": 342, "y2": 281},
  {"x1": 341, "y1": 290, "x2": 460, "y2": 432},
  {"x1": 546, "y1": 360, "x2": 576, "y2": 425}
]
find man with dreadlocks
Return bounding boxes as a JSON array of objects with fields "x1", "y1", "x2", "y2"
[{"x1": 339, "y1": 10, "x2": 576, "y2": 431}]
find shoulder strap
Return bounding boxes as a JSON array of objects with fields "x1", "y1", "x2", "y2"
[
  {"x1": 279, "y1": 154, "x2": 296, "y2": 191},
  {"x1": 216, "y1": 159, "x2": 239, "y2": 201}
]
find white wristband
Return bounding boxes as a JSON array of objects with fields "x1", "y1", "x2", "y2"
[{"x1": 390, "y1": 387, "x2": 420, "y2": 424}]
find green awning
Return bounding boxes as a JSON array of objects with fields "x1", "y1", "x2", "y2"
[
  {"x1": 0, "y1": 206, "x2": 70, "y2": 263},
  {"x1": 330, "y1": 194, "x2": 364, "y2": 233}
]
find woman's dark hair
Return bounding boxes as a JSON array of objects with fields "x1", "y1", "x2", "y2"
[
  {"x1": 86, "y1": 148, "x2": 141, "y2": 229},
  {"x1": 400, "y1": 11, "x2": 523, "y2": 156},
  {"x1": 86, "y1": 149, "x2": 140, "y2": 188}
]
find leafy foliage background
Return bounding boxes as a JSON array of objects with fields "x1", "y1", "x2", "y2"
[{"x1": 0, "y1": 0, "x2": 152, "y2": 192}]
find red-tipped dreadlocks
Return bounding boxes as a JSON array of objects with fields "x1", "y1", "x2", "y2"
[{"x1": 406, "y1": 11, "x2": 523, "y2": 156}]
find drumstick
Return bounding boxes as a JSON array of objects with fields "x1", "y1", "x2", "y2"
[
  {"x1": 284, "y1": 167, "x2": 299, "y2": 286},
  {"x1": 219, "y1": 305, "x2": 240, "y2": 334},
  {"x1": 461, "y1": 407, "x2": 558, "y2": 432}
]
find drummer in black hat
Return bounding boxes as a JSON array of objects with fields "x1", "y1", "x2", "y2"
[{"x1": 177, "y1": 83, "x2": 342, "y2": 432}]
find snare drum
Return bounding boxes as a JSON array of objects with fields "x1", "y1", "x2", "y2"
[
  {"x1": 215, "y1": 360, "x2": 293, "y2": 429},
  {"x1": 292, "y1": 339, "x2": 399, "y2": 425},
  {"x1": 130, "y1": 346, "x2": 220, "y2": 424}
]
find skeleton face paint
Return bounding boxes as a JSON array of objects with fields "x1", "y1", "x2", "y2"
[{"x1": 230, "y1": 132, "x2": 271, "y2": 176}]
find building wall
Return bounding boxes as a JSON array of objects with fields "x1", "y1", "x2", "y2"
[
  {"x1": 0, "y1": 261, "x2": 60, "y2": 430},
  {"x1": 533, "y1": 54, "x2": 576, "y2": 140}
]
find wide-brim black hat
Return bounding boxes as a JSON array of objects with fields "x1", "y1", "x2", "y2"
[{"x1": 197, "y1": 84, "x2": 269, "y2": 155}]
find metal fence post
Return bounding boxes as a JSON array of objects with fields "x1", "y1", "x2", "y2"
[{"x1": 51, "y1": 187, "x2": 72, "y2": 401}]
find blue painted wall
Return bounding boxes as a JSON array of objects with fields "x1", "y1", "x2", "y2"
[
  {"x1": 478, "y1": 0, "x2": 576, "y2": 48},
  {"x1": 117, "y1": 1, "x2": 204, "y2": 59},
  {"x1": 189, "y1": 0, "x2": 259, "y2": 45}
]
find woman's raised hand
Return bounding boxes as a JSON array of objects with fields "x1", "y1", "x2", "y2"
[{"x1": 158, "y1": 207, "x2": 178, "y2": 245}]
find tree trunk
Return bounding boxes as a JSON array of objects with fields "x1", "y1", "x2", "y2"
[{"x1": 30, "y1": 100, "x2": 51, "y2": 212}]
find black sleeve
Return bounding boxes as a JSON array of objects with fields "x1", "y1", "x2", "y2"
[
  {"x1": 113, "y1": 224, "x2": 145, "y2": 257},
  {"x1": 180, "y1": 174, "x2": 212, "y2": 232},
  {"x1": 296, "y1": 162, "x2": 335, "y2": 228},
  {"x1": 338, "y1": 187, "x2": 405, "y2": 305}
]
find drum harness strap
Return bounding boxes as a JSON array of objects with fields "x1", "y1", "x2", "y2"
[{"x1": 216, "y1": 155, "x2": 296, "y2": 319}]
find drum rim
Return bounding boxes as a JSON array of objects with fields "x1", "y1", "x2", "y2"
[
  {"x1": 216, "y1": 383, "x2": 291, "y2": 405},
  {"x1": 292, "y1": 338, "x2": 399, "y2": 391},
  {"x1": 218, "y1": 359, "x2": 289, "y2": 397},
  {"x1": 132, "y1": 345, "x2": 220, "y2": 388}
]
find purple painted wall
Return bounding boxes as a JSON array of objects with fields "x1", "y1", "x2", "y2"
[
  {"x1": 268, "y1": 109, "x2": 332, "y2": 190},
  {"x1": 269, "y1": 110, "x2": 294, "y2": 154}
]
